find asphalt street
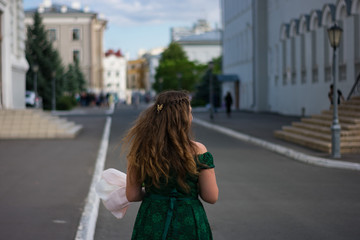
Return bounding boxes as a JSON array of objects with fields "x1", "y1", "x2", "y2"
[
  {"x1": 1, "y1": 105, "x2": 360, "y2": 240},
  {"x1": 94, "y1": 107, "x2": 360, "y2": 240},
  {"x1": 0, "y1": 115, "x2": 106, "y2": 240}
]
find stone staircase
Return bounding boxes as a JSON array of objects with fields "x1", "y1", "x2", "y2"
[
  {"x1": 274, "y1": 96, "x2": 360, "y2": 153},
  {"x1": 0, "y1": 109, "x2": 82, "y2": 139}
]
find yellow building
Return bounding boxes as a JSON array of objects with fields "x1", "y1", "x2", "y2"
[
  {"x1": 25, "y1": 0, "x2": 107, "y2": 93},
  {"x1": 127, "y1": 58, "x2": 148, "y2": 90}
]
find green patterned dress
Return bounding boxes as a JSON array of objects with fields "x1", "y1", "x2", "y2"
[{"x1": 131, "y1": 152, "x2": 215, "y2": 240}]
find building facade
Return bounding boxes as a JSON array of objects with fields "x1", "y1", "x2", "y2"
[
  {"x1": 222, "y1": 0, "x2": 360, "y2": 116},
  {"x1": 171, "y1": 19, "x2": 213, "y2": 42},
  {"x1": 140, "y1": 47, "x2": 164, "y2": 94},
  {"x1": 176, "y1": 29, "x2": 222, "y2": 64},
  {"x1": 103, "y1": 49, "x2": 128, "y2": 102},
  {"x1": 127, "y1": 58, "x2": 148, "y2": 103},
  {"x1": 0, "y1": 0, "x2": 28, "y2": 109},
  {"x1": 24, "y1": 0, "x2": 107, "y2": 93}
]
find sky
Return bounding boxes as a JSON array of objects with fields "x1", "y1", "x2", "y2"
[{"x1": 24, "y1": 0, "x2": 221, "y2": 60}]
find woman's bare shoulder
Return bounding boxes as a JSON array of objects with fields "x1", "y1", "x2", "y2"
[{"x1": 193, "y1": 141, "x2": 208, "y2": 155}]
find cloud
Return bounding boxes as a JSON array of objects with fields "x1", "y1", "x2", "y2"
[{"x1": 59, "y1": 0, "x2": 220, "y2": 26}]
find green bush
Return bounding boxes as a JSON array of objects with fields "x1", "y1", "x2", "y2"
[
  {"x1": 191, "y1": 99, "x2": 207, "y2": 107},
  {"x1": 57, "y1": 95, "x2": 77, "y2": 110}
]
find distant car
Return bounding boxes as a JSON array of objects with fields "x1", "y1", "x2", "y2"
[
  {"x1": 26, "y1": 91, "x2": 36, "y2": 107},
  {"x1": 26, "y1": 91, "x2": 42, "y2": 108}
]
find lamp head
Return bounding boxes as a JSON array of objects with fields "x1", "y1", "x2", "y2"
[
  {"x1": 327, "y1": 24, "x2": 343, "y2": 49},
  {"x1": 32, "y1": 64, "x2": 39, "y2": 72}
]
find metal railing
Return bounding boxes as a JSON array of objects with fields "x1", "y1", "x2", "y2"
[{"x1": 347, "y1": 72, "x2": 360, "y2": 100}]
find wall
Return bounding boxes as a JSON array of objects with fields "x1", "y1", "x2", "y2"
[{"x1": 267, "y1": 0, "x2": 359, "y2": 116}]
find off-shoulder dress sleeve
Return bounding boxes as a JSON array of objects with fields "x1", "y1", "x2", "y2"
[{"x1": 197, "y1": 152, "x2": 215, "y2": 169}]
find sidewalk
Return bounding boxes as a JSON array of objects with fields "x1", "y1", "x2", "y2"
[{"x1": 192, "y1": 109, "x2": 360, "y2": 170}]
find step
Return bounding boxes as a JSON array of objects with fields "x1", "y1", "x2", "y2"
[
  {"x1": 300, "y1": 118, "x2": 360, "y2": 130},
  {"x1": 291, "y1": 122, "x2": 358, "y2": 136},
  {"x1": 312, "y1": 114, "x2": 360, "y2": 124},
  {"x1": 283, "y1": 126, "x2": 360, "y2": 142},
  {"x1": 282, "y1": 126, "x2": 331, "y2": 141},
  {"x1": 322, "y1": 109, "x2": 360, "y2": 118},
  {"x1": 338, "y1": 104, "x2": 360, "y2": 112},
  {"x1": 274, "y1": 130, "x2": 331, "y2": 153},
  {"x1": 0, "y1": 110, "x2": 82, "y2": 139},
  {"x1": 275, "y1": 130, "x2": 360, "y2": 153}
]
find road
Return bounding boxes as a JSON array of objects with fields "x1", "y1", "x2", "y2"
[
  {"x1": 95, "y1": 107, "x2": 360, "y2": 240},
  {"x1": 0, "y1": 106, "x2": 360, "y2": 240}
]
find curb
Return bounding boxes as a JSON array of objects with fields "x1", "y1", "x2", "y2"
[{"x1": 193, "y1": 118, "x2": 360, "y2": 171}]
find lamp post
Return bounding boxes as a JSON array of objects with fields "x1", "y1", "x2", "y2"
[
  {"x1": 208, "y1": 61, "x2": 214, "y2": 120},
  {"x1": 159, "y1": 77, "x2": 163, "y2": 92},
  {"x1": 51, "y1": 71, "x2": 56, "y2": 112},
  {"x1": 32, "y1": 64, "x2": 39, "y2": 108},
  {"x1": 327, "y1": 23, "x2": 343, "y2": 158},
  {"x1": 176, "y1": 72, "x2": 182, "y2": 90}
]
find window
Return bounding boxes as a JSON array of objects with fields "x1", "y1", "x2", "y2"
[
  {"x1": 73, "y1": 50, "x2": 80, "y2": 62},
  {"x1": 48, "y1": 29, "x2": 56, "y2": 41},
  {"x1": 116, "y1": 71, "x2": 119, "y2": 77},
  {"x1": 107, "y1": 71, "x2": 111, "y2": 77},
  {"x1": 72, "y1": 28, "x2": 80, "y2": 40}
]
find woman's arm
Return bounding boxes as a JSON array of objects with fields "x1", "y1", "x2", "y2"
[
  {"x1": 194, "y1": 142, "x2": 219, "y2": 204},
  {"x1": 126, "y1": 167, "x2": 145, "y2": 202}
]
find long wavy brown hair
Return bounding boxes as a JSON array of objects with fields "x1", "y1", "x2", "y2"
[{"x1": 123, "y1": 90, "x2": 198, "y2": 192}]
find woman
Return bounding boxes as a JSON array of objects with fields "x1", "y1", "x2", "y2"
[{"x1": 124, "y1": 90, "x2": 218, "y2": 240}]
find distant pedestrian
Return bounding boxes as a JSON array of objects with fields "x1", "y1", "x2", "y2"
[
  {"x1": 224, "y1": 91, "x2": 233, "y2": 117},
  {"x1": 123, "y1": 90, "x2": 218, "y2": 240},
  {"x1": 328, "y1": 84, "x2": 345, "y2": 105}
]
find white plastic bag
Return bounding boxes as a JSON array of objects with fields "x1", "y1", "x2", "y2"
[{"x1": 95, "y1": 168, "x2": 130, "y2": 219}]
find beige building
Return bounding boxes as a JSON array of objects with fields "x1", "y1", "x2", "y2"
[
  {"x1": 24, "y1": 0, "x2": 107, "y2": 93},
  {"x1": 0, "y1": 0, "x2": 29, "y2": 109}
]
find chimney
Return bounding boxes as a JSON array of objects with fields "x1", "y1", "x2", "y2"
[
  {"x1": 38, "y1": 4, "x2": 45, "y2": 13},
  {"x1": 43, "y1": 0, "x2": 52, "y2": 8},
  {"x1": 71, "y1": 1, "x2": 81, "y2": 10},
  {"x1": 84, "y1": 6, "x2": 90, "y2": 13},
  {"x1": 61, "y1": 5, "x2": 68, "y2": 13}
]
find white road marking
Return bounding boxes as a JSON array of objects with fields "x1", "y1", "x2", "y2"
[{"x1": 75, "y1": 116, "x2": 112, "y2": 240}]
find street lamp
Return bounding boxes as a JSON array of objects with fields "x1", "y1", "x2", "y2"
[
  {"x1": 32, "y1": 64, "x2": 39, "y2": 108},
  {"x1": 327, "y1": 23, "x2": 343, "y2": 158},
  {"x1": 159, "y1": 77, "x2": 163, "y2": 92},
  {"x1": 208, "y1": 61, "x2": 214, "y2": 120},
  {"x1": 51, "y1": 71, "x2": 56, "y2": 112},
  {"x1": 176, "y1": 72, "x2": 182, "y2": 90}
]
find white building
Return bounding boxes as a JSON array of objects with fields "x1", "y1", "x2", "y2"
[
  {"x1": 221, "y1": 0, "x2": 360, "y2": 116},
  {"x1": 0, "y1": 0, "x2": 28, "y2": 109},
  {"x1": 103, "y1": 49, "x2": 128, "y2": 102},
  {"x1": 171, "y1": 19, "x2": 213, "y2": 41},
  {"x1": 140, "y1": 47, "x2": 165, "y2": 94},
  {"x1": 176, "y1": 29, "x2": 222, "y2": 64}
]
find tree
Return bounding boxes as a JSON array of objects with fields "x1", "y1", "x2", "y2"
[
  {"x1": 25, "y1": 12, "x2": 65, "y2": 110},
  {"x1": 192, "y1": 56, "x2": 222, "y2": 107},
  {"x1": 154, "y1": 42, "x2": 201, "y2": 92},
  {"x1": 64, "y1": 60, "x2": 86, "y2": 96}
]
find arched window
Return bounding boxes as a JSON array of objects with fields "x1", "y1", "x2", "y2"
[
  {"x1": 275, "y1": 44, "x2": 279, "y2": 86},
  {"x1": 310, "y1": 11, "x2": 321, "y2": 83},
  {"x1": 336, "y1": 0, "x2": 348, "y2": 81},
  {"x1": 299, "y1": 15, "x2": 309, "y2": 84},
  {"x1": 352, "y1": 0, "x2": 360, "y2": 75},
  {"x1": 322, "y1": 4, "x2": 335, "y2": 82},
  {"x1": 280, "y1": 24, "x2": 289, "y2": 85},
  {"x1": 290, "y1": 20, "x2": 298, "y2": 85}
]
